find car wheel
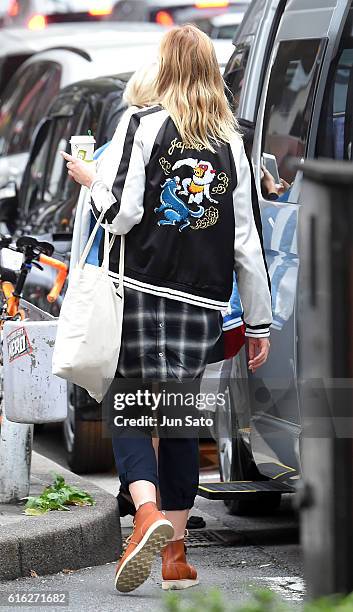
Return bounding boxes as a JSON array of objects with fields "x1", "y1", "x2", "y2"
[
  {"x1": 63, "y1": 383, "x2": 114, "y2": 474},
  {"x1": 217, "y1": 384, "x2": 282, "y2": 516}
]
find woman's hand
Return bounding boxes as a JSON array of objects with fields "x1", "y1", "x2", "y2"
[
  {"x1": 261, "y1": 166, "x2": 290, "y2": 198},
  {"x1": 60, "y1": 151, "x2": 96, "y2": 188},
  {"x1": 261, "y1": 165, "x2": 278, "y2": 196},
  {"x1": 248, "y1": 337, "x2": 270, "y2": 372}
]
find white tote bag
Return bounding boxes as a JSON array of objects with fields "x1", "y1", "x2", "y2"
[{"x1": 52, "y1": 210, "x2": 124, "y2": 403}]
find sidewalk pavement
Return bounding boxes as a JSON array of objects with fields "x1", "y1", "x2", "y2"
[
  {"x1": 0, "y1": 452, "x2": 122, "y2": 581},
  {"x1": 0, "y1": 494, "x2": 304, "y2": 611}
]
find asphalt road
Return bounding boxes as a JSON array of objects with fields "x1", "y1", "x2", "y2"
[{"x1": 13, "y1": 423, "x2": 305, "y2": 611}]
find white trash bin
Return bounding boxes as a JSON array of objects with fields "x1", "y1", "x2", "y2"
[{"x1": 2, "y1": 301, "x2": 67, "y2": 424}]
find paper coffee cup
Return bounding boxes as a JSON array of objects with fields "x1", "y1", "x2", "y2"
[{"x1": 70, "y1": 135, "x2": 96, "y2": 162}]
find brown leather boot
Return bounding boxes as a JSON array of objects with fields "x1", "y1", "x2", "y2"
[
  {"x1": 115, "y1": 502, "x2": 174, "y2": 593},
  {"x1": 161, "y1": 538, "x2": 199, "y2": 590}
]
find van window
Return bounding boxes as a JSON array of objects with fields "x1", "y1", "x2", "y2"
[
  {"x1": 224, "y1": 0, "x2": 267, "y2": 113},
  {"x1": 0, "y1": 62, "x2": 61, "y2": 157},
  {"x1": 261, "y1": 39, "x2": 325, "y2": 201},
  {"x1": 225, "y1": 42, "x2": 251, "y2": 111},
  {"x1": 316, "y1": 24, "x2": 353, "y2": 161}
]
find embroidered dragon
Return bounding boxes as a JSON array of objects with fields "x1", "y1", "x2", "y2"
[{"x1": 154, "y1": 177, "x2": 204, "y2": 232}]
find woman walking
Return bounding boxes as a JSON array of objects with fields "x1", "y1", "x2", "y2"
[{"x1": 62, "y1": 25, "x2": 272, "y2": 594}]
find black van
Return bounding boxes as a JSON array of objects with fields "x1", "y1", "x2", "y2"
[{"x1": 0, "y1": 74, "x2": 129, "y2": 473}]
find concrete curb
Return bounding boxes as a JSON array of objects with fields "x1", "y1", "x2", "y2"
[{"x1": 0, "y1": 452, "x2": 122, "y2": 581}]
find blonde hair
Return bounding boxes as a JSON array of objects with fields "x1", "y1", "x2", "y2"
[
  {"x1": 155, "y1": 25, "x2": 240, "y2": 152},
  {"x1": 123, "y1": 63, "x2": 159, "y2": 108}
]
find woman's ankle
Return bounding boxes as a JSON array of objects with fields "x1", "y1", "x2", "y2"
[
  {"x1": 163, "y1": 509, "x2": 189, "y2": 540},
  {"x1": 129, "y1": 480, "x2": 157, "y2": 511}
]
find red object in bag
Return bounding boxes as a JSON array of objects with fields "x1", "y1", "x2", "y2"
[{"x1": 223, "y1": 323, "x2": 246, "y2": 360}]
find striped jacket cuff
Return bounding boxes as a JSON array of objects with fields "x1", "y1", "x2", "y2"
[
  {"x1": 90, "y1": 180, "x2": 118, "y2": 223},
  {"x1": 245, "y1": 324, "x2": 271, "y2": 339}
]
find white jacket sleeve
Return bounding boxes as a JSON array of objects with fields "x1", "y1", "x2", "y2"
[
  {"x1": 89, "y1": 107, "x2": 146, "y2": 235},
  {"x1": 230, "y1": 137, "x2": 272, "y2": 338}
]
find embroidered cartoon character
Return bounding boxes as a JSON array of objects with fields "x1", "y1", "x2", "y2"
[
  {"x1": 172, "y1": 158, "x2": 219, "y2": 205},
  {"x1": 154, "y1": 177, "x2": 204, "y2": 232}
]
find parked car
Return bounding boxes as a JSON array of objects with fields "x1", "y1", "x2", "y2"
[
  {"x1": 200, "y1": 0, "x2": 353, "y2": 516},
  {"x1": 0, "y1": 21, "x2": 164, "y2": 94},
  {"x1": 0, "y1": 24, "x2": 164, "y2": 221},
  {"x1": 194, "y1": 11, "x2": 246, "y2": 40},
  {"x1": 113, "y1": 0, "x2": 250, "y2": 34},
  {"x1": 0, "y1": 73, "x2": 130, "y2": 473},
  {"x1": 0, "y1": 26, "x2": 230, "y2": 210},
  {"x1": 2, "y1": 0, "x2": 116, "y2": 28}
]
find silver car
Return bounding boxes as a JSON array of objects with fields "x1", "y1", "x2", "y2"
[
  {"x1": 200, "y1": 0, "x2": 353, "y2": 515},
  {"x1": 0, "y1": 23, "x2": 165, "y2": 210},
  {"x1": 1, "y1": 0, "x2": 116, "y2": 28}
]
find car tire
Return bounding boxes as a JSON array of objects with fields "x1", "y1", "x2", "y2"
[
  {"x1": 63, "y1": 383, "x2": 114, "y2": 474},
  {"x1": 217, "y1": 383, "x2": 282, "y2": 516}
]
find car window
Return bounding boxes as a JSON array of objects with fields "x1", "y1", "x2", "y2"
[
  {"x1": 24, "y1": 116, "x2": 76, "y2": 216},
  {"x1": 233, "y1": 0, "x2": 266, "y2": 40},
  {"x1": 23, "y1": 108, "x2": 90, "y2": 233},
  {"x1": 260, "y1": 39, "x2": 326, "y2": 202},
  {"x1": 224, "y1": 0, "x2": 266, "y2": 113},
  {"x1": 0, "y1": 62, "x2": 61, "y2": 157},
  {"x1": 214, "y1": 24, "x2": 242, "y2": 40},
  {"x1": 0, "y1": 53, "x2": 32, "y2": 95},
  {"x1": 0, "y1": 68, "x2": 32, "y2": 155},
  {"x1": 316, "y1": 12, "x2": 353, "y2": 161},
  {"x1": 224, "y1": 41, "x2": 251, "y2": 112}
]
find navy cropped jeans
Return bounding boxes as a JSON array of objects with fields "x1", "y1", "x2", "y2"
[
  {"x1": 109, "y1": 287, "x2": 222, "y2": 511},
  {"x1": 112, "y1": 434, "x2": 199, "y2": 511}
]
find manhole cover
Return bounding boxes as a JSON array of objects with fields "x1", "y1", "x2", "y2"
[
  {"x1": 121, "y1": 527, "x2": 243, "y2": 548},
  {"x1": 186, "y1": 529, "x2": 243, "y2": 547}
]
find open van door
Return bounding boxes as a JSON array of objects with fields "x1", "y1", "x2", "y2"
[
  {"x1": 248, "y1": 0, "x2": 352, "y2": 482},
  {"x1": 295, "y1": 3, "x2": 353, "y2": 391},
  {"x1": 224, "y1": 0, "x2": 287, "y2": 125}
]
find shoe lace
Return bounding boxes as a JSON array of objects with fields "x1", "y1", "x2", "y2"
[{"x1": 184, "y1": 529, "x2": 189, "y2": 554}]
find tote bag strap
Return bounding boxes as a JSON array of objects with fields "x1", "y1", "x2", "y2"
[
  {"x1": 106, "y1": 232, "x2": 125, "y2": 290},
  {"x1": 103, "y1": 229, "x2": 124, "y2": 287},
  {"x1": 78, "y1": 211, "x2": 125, "y2": 288},
  {"x1": 118, "y1": 234, "x2": 125, "y2": 290},
  {"x1": 78, "y1": 211, "x2": 120, "y2": 266}
]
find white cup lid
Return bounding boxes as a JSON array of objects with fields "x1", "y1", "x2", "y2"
[{"x1": 70, "y1": 135, "x2": 96, "y2": 144}]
